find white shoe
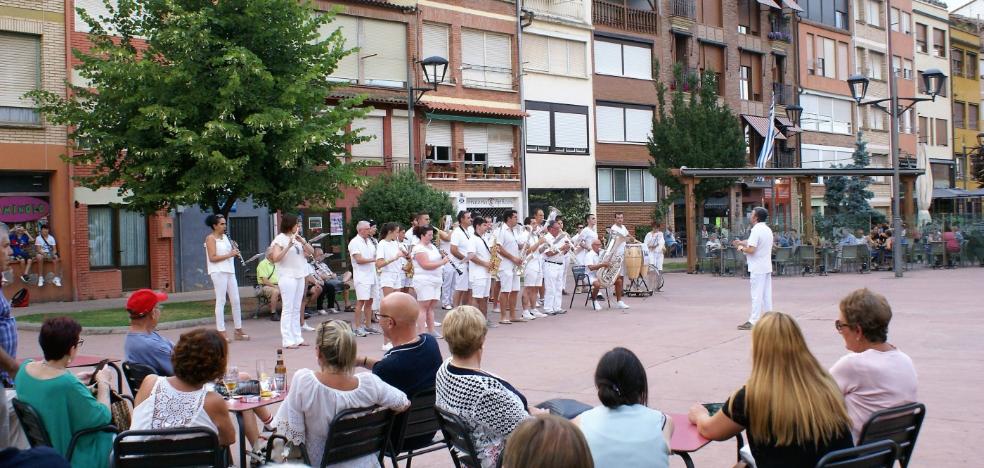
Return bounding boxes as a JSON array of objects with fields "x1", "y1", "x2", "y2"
[
  {"x1": 302, "y1": 323, "x2": 316, "y2": 331},
  {"x1": 317, "y1": 309, "x2": 328, "y2": 316},
  {"x1": 37, "y1": 276, "x2": 43, "y2": 287},
  {"x1": 536, "y1": 299, "x2": 544, "y2": 307},
  {"x1": 533, "y1": 311, "x2": 548, "y2": 318},
  {"x1": 593, "y1": 301, "x2": 603, "y2": 311},
  {"x1": 52, "y1": 277, "x2": 62, "y2": 287},
  {"x1": 615, "y1": 301, "x2": 630, "y2": 310},
  {"x1": 381, "y1": 343, "x2": 393, "y2": 352},
  {"x1": 441, "y1": 304, "x2": 453, "y2": 310},
  {"x1": 522, "y1": 310, "x2": 535, "y2": 320},
  {"x1": 435, "y1": 321, "x2": 442, "y2": 327}
]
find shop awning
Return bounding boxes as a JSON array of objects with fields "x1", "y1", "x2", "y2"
[
  {"x1": 932, "y1": 188, "x2": 984, "y2": 199},
  {"x1": 421, "y1": 102, "x2": 525, "y2": 126},
  {"x1": 741, "y1": 114, "x2": 787, "y2": 140},
  {"x1": 775, "y1": 116, "x2": 802, "y2": 133},
  {"x1": 424, "y1": 113, "x2": 522, "y2": 126}
]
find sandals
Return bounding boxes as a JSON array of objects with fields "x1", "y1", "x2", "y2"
[
  {"x1": 235, "y1": 329, "x2": 250, "y2": 341},
  {"x1": 499, "y1": 320, "x2": 513, "y2": 325}
]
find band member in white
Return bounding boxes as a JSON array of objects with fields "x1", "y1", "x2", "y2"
[
  {"x1": 496, "y1": 210, "x2": 524, "y2": 324},
  {"x1": 412, "y1": 225, "x2": 450, "y2": 337},
  {"x1": 437, "y1": 216, "x2": 455, "y2": 310},
  {"x1": 609, "y1": 212, "x2": 632, "y2": 310},
  {"x1": 267, "y1": 214, "x2": 314, "y2": 348},
  {"x1": 584, "y1": 239, "x2": 611, "y2": 311},
  {"x1": 204, "y1": 214, "x2": 247, "y2": 341},
  {"x1": 733, "y1": 207, "x2": 774, "y2": 330},
  {"x1": 397, "y1": 225, "x2": 412, "y2": 293},
  {"x1": 405, "y1": 211, "x2": 428, "y2": 249},
  {"x1": 368, "y1": 221, "x2": 382, "y2": 317},
  {"x1": 348, "y1": 220, "x2": 378, "y2": 338},
  {"x1": 521, "y1": 217, "x2": 547, "y2": 319},
  {"x1": 466, "y1": 216, "x2": 494, "y2": 325},
  {"x1": 645, "y1": 220, "x2": 666, "y2": 280},
  {"x1": 541, "y1": 220, "x2": 571, "y2": 315},
  {"x1": 532, "y1": 208, "x2": 546, "y2": 306},
  {"x1": 376, "y1": 222, "x2": 407, "y2": 296},
  {"x1": 577, "y1": 214, "x2": 599, "y2": 266},
  {"x1": 450, "y1": 211, "x2": 473, "y2": 307}
]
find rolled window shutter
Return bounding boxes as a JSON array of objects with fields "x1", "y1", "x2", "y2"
[
  {"x1": 362, "y1": 19, "x2": 407, "y2": 84},
  {"x1": 625, "y1": 108, "x2": 653, "y2": 143},
  {"x1": 628, "y1": 170, "x2": 643, "y2": 202},
  {"x1": 422, "y1": 23, "x2": 449, "y2": 61},
  {"x1": 485, "y1": 32, "x2": 512, "y2": 88},
  {"x1": 643, "y1": 171, "x2": 657, "y2": 202},
  {"x1": 74, "y1": 0, "x2": 113, "y2": 33},
  {"x1": 327, "y1": 15, "x2": 359, "y2": 80},
  {"x1": 0, "y1": 33, "x2": 39, "y2": 108},
  {"x1": 426, "y1": 121, "x2": 452, "y2": 147},
  {"x1": 351, "y1": 116, "x2": 384, "y2": 160},
  {"x1": 597, "y1": 169, "x2": 613, "y2": 202},
  {"x1": 569, "y1": 40, "x2": 586, "y2": 77},
  {"x1": 526, "y1": 110, "x2": 551, "y2": 147},
  {"x1": 391, "y1": 116, "x2": 410, "y2": 163},
  {"x1": 594, "y1": 41, "x2": 622, "y2": 75},
  {"x1": 487, "y1": 125, "x2": 513, "y2": 167},
  {"x1": 464, "y1": 124, "x2": 488, "y2": 155},
  {"x1": 547, "y1": 37, "x2": 567, "y2": 75},
  {"x1": 524, "y1": 34, "x2": 549, "y2": 72},
  {"x1": 596, "y1": 106, "x2": 625, "y2": 142},
  {"x1": 461, "y1": 29, "x2": 485, "y2": 86},
  {"x1": 623, "y1": 45, "x2": 652, "y2": 79},
  {"x1": 554, "y1": 112, "x2": 587, "y2": 150}
]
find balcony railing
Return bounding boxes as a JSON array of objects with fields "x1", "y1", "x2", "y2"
[
  {"x1": 524, "y1": 0, "x2": 584, "y2": 22},
  {"x1": 669, "y1": 0, "x2": 696, "y2": 19},
  {"x1": 592, "y1": 0, "x2": 659, "y2": 34},
  {"x1": 670, "y1": 66, "x2": 699, "y2": 91},
  {"x1": 424, "y1": 162, "x2": 520, "y2": 181},
  {"x1": 769, "y1": 17, "x2": 792, "y2": 43},
  {"x1": 774, "y1": 149, "x2": 796, "y2": 168},
  {"x1": 773, "y1": 83, "x2": 794, "y2": 105}
]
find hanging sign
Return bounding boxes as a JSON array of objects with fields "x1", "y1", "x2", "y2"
[{"x1": 0, "y1": 197, "x2": 50, "y2": 223}]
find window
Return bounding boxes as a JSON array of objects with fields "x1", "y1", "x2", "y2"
[
  {"x1": 800, "y1": 94, "x2": 853, "y2": 134},
  {"x1": 868, "y1": 51, "x2": 885, "y2": 80},
  {"x1": 969, "y1": 104, "x2": 979, "y2": 130},
  {"x1": 892, "y1": 55, "x2": 901, "y2": 77},
  {"x1": 524, "y1": 34, "x2": 586, "y2": 77},
  {"x1": 902, "y1": 59, "x2": 913, "y2": 80},
  {"x1": 422, "y1": 23, "x2": 450, "y2": 83},
  {"x1": 953, "y1": 48, "x2": 964, "y2": 77},
  {"x1": 737, "y1": 0, "x2": 760, "y2": 35},
  {"x1": 931, "y1": 161, "x2": 952, "y2": 188},
  {"x1": 698, "y1": 0, "x2": 723, "y2": 28},
  {"x1": 866, "y1": 0, "x2": 882, "y2": 28},
  {"x1": 900, "y1": 109, "x2": 914, "y2": 134},
  {"x1": 739, "y1": 52, "x2": 762, "y2": 101},
  {"x1": 739, "y1": 65, "x2": 751, "y2": 101},
  {"x1": 919, "y1": 116, "x2": 929, "y2": 143},
  {"x1": 391, "y1": 115, "x2": 410, "y2": 163},
  {"x1": 807, "y1": 34, "x2": 815, "y2": 74},
  {"x1": 425, "y1": 121, "x2": 452, "y2": 162},
  {"x1": 801, "y1": 146, "x2": 854, "y2": 183},
  {"x1": 932, "y1": 28, "x2": 946, "y2": 57},
  {"x1": 803, "y1": 0, "x2": 849, "y2": 31},
  {"x1": 593, "y1": 39, "x2": 652, "y2": 80},
  {"x1": 901, "y1": 11, "x2": 911, "y2": 35},
  {"x1": 867, "y1": 108, "x2": 885, "y2": 131},
  {"x1": 954, "y1": 101, "x2": 966, "y2": 129},
  {"x1": 462, "y1": 29, "x2": 513, "y2": 90},
  {"x1": 936, "y1": 118, "x2": 948, "y2": 146},
  {"x1": 88, "y1": 206, "x2": 148, "y2": 269},
  {"x1": 596, "y1": 168, "x2": 658, "y2": 203},
  {"x1": 699, "y1": 43, "x2": 725, "y2": 94},
  {"x1": 969, "y1": 53, "x2": 979, "y2": 79},
  {"x1": 0, "y1": 33, "x2": 41, "y2": 126},
  {"x1": 525, "y1": 102, "x2": 589, "y2": 154},
  {"x1": 327, "y1": 15, "x2": 407, "y2": 87},
  {"x1": 890, "y1": 8, "x2": 898, "y2": 32},
  {"x1": 916, "y1": 23, "x2": 927, "y2": 53},
  {"x1": 596, "y1": 103, "x2": 654, "y2": 144},
  {"x1": 350, "y1": 113, "x2": 384, "y2": 162},
  {"x1": 813, "y1": 36, "x2": 848, "y2": 79},
  {"x1": 464, "y1": 124, "x2": 514, "y2": 167}
]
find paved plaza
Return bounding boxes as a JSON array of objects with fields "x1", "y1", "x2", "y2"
[{"x1": 13, "y1": 266, "x2": 984, "y2": 467}]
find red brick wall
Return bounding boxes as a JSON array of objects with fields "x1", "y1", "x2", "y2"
[{"x1": 596, "y1": 203, "x2": 659, "y2": 236}]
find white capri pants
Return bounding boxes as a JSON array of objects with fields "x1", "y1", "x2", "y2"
[
  {"x1": 209, "y1": 272, "x2": 242, "y2": 332},
  {"x1": 278, "y1": 275, "x2": 306, "y2": 347},
  {"x1": 440, "y1": 263, "x2": 456, "y2": 305},
  {"x1": 543, "y1": 262, "x2": 565, "y2": 312},
  {"x1": 414, "y1": 276, "x2": 442, "y2": 302}
]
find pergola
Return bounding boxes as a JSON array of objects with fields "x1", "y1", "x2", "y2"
[{"x1": 673, "y1": 167, "x2": 926, "y2": 273}]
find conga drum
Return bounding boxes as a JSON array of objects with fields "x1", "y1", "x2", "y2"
[{"x1": 624, "y1": 244, "x2": 644, "y2": 280}]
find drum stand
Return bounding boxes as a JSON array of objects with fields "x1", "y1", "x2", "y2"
[{"x1": 625, "y1": 275, "x2": 654, "y2": 297}]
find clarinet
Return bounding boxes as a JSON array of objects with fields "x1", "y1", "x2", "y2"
[
  {"x1": 442, "y1": 249, "x2": 463, "y2": 276},
  {"x1": 228, "y1": 237, "x2": 246, "y2": 266}
]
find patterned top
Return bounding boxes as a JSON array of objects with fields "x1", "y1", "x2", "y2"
[
  {"x1": 435, "y1": 360, "x2": 530, "y2": 468},
  {"x1": 0, "y1": 293, "x2": 16, "y2": 386},
  {"x1": 130, "y1": 377, "x2": 217, "y2": 437}
]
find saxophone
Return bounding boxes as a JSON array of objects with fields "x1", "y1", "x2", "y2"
[
  {"x1": 597, "y1": 232, "x2": 627, "y2": 288},
  {"x1": 401, "y1": 241, "x2": 414, "y2": 279},
  {"x1": 488, "y1": 232, "x2": 501, "y2": 280}
]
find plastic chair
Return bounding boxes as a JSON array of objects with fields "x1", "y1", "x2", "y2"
[
  {"x1": 795, "y1": 245, "x2": 817, "y2": 276},
  {"x1": 929, "y1": 242, "x2": 946, "y2": 269},
  {"x1": 569, "y1": 265, "x2": 610, "y2": 310},
  {"x1": 858, "y1": 402, "x2": 926, "y2": 468},
  {"x1": 773, "y1": 247, "x2": 796, "y2": 276},
  {"x1": 815, "y1": 440, "x2": 898, "y2": 468},
  {"x1": 434, "y1": 406, "x2": 482, "y2": 468},
  {"x1": 383, "y1": 388, "x2": 449, "y2": 468},
  {"x1": 12, "y1": 398, "x2": 117, "y2": 462},
  {"x1": 121, "y1": 361, "x2": 157, "y2": 396},
  {"x1": 112, "y1": 426, "x2": 225, "y2": 467}
]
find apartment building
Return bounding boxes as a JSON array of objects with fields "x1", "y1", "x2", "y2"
[
  {"x1": 0, "y1": 0, "x2": 73, "y2": 302},
  {"x1": 913, "y1": 0, "x2": 954, "y2": 193},
  {"x1": 949, "y1": 16, "x2": 982, "y2": 190}
]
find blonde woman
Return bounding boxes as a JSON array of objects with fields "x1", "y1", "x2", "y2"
[
  {"x1": 273, "y1": 320, "x2": 409, "y2": 467},
  {"x1": 688, "y1": 312, "x2": 854, "y2": 468}
]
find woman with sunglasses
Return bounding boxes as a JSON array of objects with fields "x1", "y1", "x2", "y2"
[{"x1": 205, "y1": 214, "x2": 248, "y2": 342}]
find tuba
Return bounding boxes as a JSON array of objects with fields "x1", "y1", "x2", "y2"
[{"x1": 597, "y1": 231, "x2": 627, "y2": 288}]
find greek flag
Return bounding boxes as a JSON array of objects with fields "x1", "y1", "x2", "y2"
[{"x1": 756, "y1": 94, "x2": 777, "y2": 168}]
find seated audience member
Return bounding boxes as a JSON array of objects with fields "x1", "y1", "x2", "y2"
[
  {"x1": 33, "y1": 224, "x2": 62, "y2": 287},
  {"x1": 312, "y1": 248, "x2": 348, "y2": 314},
  {"x1": 9, "y1": 224, "x2": 34, "y2": 283},
  {"x1": 576, "y1": 347, "x2": 672, "y2": 468},
  {"x1": 501, "y1": 414, "x2": 594, "y2": 468},
  {"x1": 124, "y1": 289, "x2": 175, "y2": 376},
  {"x1": 131, "y1": 328, "x2": 236, "y2": 446},
  {"x1": 705, "y1": 234, "x2": 723, "y2": 252},
  {"x1": 357, "y1": 292, "x2": 443, "y2": 450},
  {"x1": 436, "y1": 305, "x2": 544, "y2": 467},
  {"x1": 0, "y1": 446, "x2": 70, "y2": 467},
  {"x1": 256, "y1": 258, "x2": 281, "y2": 320},
  {"x1": 15, "y1": 317, "x2": 114, "y2": 467},
  {"x1": 688, "y1": 312, "x2": 854, "y2": 468},
  {"x1": 275, "y1": 320, "x2": 409, "y2": 467},
  {"x1": 830, "y1": 288, "x2": 917, "y2": 442}
]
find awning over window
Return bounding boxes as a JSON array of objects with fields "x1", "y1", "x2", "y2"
[
  {"x1": 780, "y1": 0, "x2": 804, "y2": 12},
  {"x1": 741, "y1": 114, "x2": 787, "y2": 140},
  {"x1": 424, "y1": 113, "x2": 522, "y2": 126},
  {"x1": 422, "y1": 102, "x2": 525, "y2": 126},
  {"x1": 775, "y1": 116, "x2": 802, "y2": 133},
  {"x1": 757, "y1": 0, "x2": 782, "y2": 9}
]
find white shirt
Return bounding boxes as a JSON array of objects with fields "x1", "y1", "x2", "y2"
[
  {"x1": 542, "y1": 232, "x2": 564, "y2": 264},
  {"x1": 375, "y1": 239, "x2": 403, "y2": 275},
  {"x1": 644, "y1": 231, "x2": 665, "y2": 255},
  {"x1": 348, "y1": 235, "x2": 377, "y2": 284},
  {"x1": 411, "y1": 243, "x2": 443, "y2": 282},
  {"x1": 130, "y1": 376, "x2": 218, "y2": 439},
  {"x1": 468, "y1": 235, "x2": 492, "y2": 281},
  {"x1": 35, "y1": 234, "x2": 56, "y2": 254},
  {"x1": 206, "y1": 234, "x2": 236, "y2": 274},
  {"x1": 405, "y1": 231, "x2": 419, "y2": 247},
  {"x1": 745, "y1": 222, "x2": 774, "y2": 274},
  {"x1": 497, "y1": 224, "x2": 519, "y2": 268},
  {"x1": 577, "y1": 226, "x2": 599, "y2": 264},
  {"x1": 451, "y1": 226, "x2": 471, "y2": 262},
  {"x1": 272, "y1": 233, "x2": 308, "y2": 279},
  {"x1": 583, "y1": 250, "x2": 601, "y2": 283},
  {"x1": 610, "y1": 224, "x2": 629, "y2": 255}
]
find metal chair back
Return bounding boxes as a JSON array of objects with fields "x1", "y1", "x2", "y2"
[
  {"x1": 122, "y1": 361, "x2": 158, "y2": 395},
  {"x1": 858, "y1": 402, "x2": 926, "y2": 468},
  {"x1": 319, "y1": 406, "x2": 394, "y2": 467},
  {"x1": 814, "y1": 440, "x2": 899, "y2": 468},
  {"x1": 434, "y1": 406, "x2": 482, "y2": 468},
  {"x1": 12, "y1": 398, "x2": 52, "y2": 448},
  {"x1": 112, "y1": 426, "x2": 224, "y2": 467},
  {"x1": 796, "y1": 245, "x2": 817, "y2": 275},
  {"x1": 385, "y1": 388, "x2": 449, "y2": 465}
]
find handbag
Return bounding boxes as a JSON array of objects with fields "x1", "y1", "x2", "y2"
[{"x1": 88, "y1": 360, "x2": 132, "y2": 431}]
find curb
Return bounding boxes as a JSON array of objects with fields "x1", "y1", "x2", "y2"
[{"x1": 17, "y1": 317, "x2": 216, "y2": 335}]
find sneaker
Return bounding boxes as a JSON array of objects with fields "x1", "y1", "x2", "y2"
[
  {"x1": 381, "y1": 343, "x2": 394, "y2": 352},
  {"x1": 522, "y1": 310, "x2": 535, "y2": 321},
  {"x1": 20, "y1": 275, "x2": 29, "y2": 284},
  {"x1": 441, "y1": 304, "x2": 453, "y2": 310},
  {"x1": 486, "y1": 320, "x2": 499, "y2": 329},
  {"x1": 593, "y1": 301, "x2": 603, "y2": 311},
  {"x1": 737, "y1": 321, "x2": 753, "y2": 331},
  {"x1": 37, "y1": 276, "x2": 43, "y2": 287},
  {"x1": 615, "y1": 301, "x2": 630, "y2": 310},
  {"x1": 554, "y1": 309, "x2": 567, "y2": 315},
  {"x1": 532, "y1": 311, "x2": 548, "y2": 318},
  {"x1": 434, "y1": 321, "x2": 441, "y2": 328},
  {"x1": 52, "y1": 277, "x2": 62, "y2": 287},
  {"x1": 366, "y1": 326, "x2": 382, "y2": 335},
  {"x1": 354, "y1": 327, "x2": 368, "y2": 337},
  {"x1": 317, "y1": 309, "x2": 328, "y2": 316},
  {"x1": 329, "y1": 308, "x2": 340, "y2": 314},
  {"x1": 301, "y1": 323, "x2": 316, "y2": 332}
]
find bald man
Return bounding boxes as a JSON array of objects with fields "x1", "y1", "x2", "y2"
[{"x1": 584, "y1": 239, "x2": 612, "y2": 311}]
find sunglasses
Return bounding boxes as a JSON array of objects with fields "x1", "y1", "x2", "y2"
[
  {"x1": 834, "y1": 320, "x2": 853, "y2": 331},
  {"x1": 76, "y1": 338, "x2": 85, "y2": 348}
]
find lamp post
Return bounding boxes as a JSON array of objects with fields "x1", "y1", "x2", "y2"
[
  {"x1": 783, "y1": 104, "x2": 803, "y2": 232},
  {"x1": 848, "y1": 58, "x2": 946, "y2": 277},
  {"x1": 407, "y1": 56, "x2": 449, "y2": 176}
]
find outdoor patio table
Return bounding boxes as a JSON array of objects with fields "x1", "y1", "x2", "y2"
[
  {"x1": 228, "y1": 389, "x2": 287, "y2": 467},
  {"x1": 669, "y1": 412, "x2": 712, "y2": 468},
  {"x1": 25, "y1": 354, "x2": 124, "y2": 393}
]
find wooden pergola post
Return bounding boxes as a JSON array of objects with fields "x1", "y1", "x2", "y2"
[
  {"x1": 672, "y1": 169, "x2": 701, "y2": 274},
  {"x1": 902, "y1": 175, "x2": 916, "y2": 229},
  {"x1": 798, "y1": 177, "x2": 814, "y2": 241}
]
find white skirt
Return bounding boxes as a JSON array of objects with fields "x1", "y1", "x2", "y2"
[{"x1": 412, "y1": 276, "x2": 442, "y2": 301}]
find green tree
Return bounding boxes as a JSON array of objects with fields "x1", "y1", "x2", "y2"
[
  {"x1": 528, "y1": 189, "x2": 590, "y2": 234},
  {"x1": 350, "y1": 170, "x2": 454, "y2": 234},
  {"x1": 815, "y1": 132, "x2": 886, "y2": 238},
  {"x1": 649, "y1": 64, "x2": 747, "y2": 206},
  {"x1": 28, "y1": 0, "x2": 370, "y2": 217}
]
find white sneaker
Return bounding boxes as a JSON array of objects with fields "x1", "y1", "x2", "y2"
[
  {"x1": 435, "y1": 321, "x2": 442, "y2": 327},
  {"x1": 317, "y1": 309, "x2": 328, "y2": 316},
  {"x1": 533, "y1": 311, "x2": 548, "y2": 318},
  {"x1": 615, "y1": 301, "x2": 630, "y2": 310},
  {"x1": 522, "y1": 310, "x2": 535, "y2": 321},
  {"x1": 381, "y1": 343, "x2": 393, "y2": 352},
  {"x1": 37, "y1": 276, "x2": 44, "y2": 287},
  {"x1": 52, "y1": 276, "x2": 62, "y2": 287},
  {"x1": 536, "y1": 299, "x2": 544, "y2": 307},
  {"x1": 593, "y1": 301, "x2": 603, "y2": 310},
  {"x1": 302, "y1": 323, "x2": 316, "y2": 331},
  {"x1": 441, "y1": 304, "x2": 453, "y2": 310}
]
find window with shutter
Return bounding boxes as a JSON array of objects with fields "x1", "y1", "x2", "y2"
[
  {"x1": 326, "y1": 15, "x2": 360, "y2": 81},
  {"x1": 596, "y1": 106, "x2": 625, "y2": 142},
  {"x1": 594, "y1": 40, "x2": 623, "y2": 76},
  {"x1": 625, "y1": 108, "x2": 653, "y2": 143},
  {"x1": 0, "y1": 33, "x2": 40, "y2": 125},
  {"x1": 351, "y1": 116, "x2": 384, "y2": 161},
  {"x1": 75, "y1": 0, "x2": 114, "y2": 33},
  {"x1": 362, "y1": 19, "x2": 407, "y2": 86},
  {"x1": 524, "y1": 34, "x2": 550, "y2": 72},
  {"x1": 628, "y1": 170, "x2": 644, "y2": 202},
  {"x1": 422, "y1": 23, "x2": 449, "y2": 83},
  {"x1": 568, "y1": 40, "x2": 586, "y2": 77},
  {"x1": 554, "y1": 113, "x2": 587, "y2": 151},
  {"x1": 526, "y1": 110, "x2": 551, "y2": 149},
  {"x1": 623, "y1": 45, "x2": 652, "y2": 80},
  {"x1": 643, "y1": 171, "x2": 657, "y2": 202},
  {"x1": 464, "y1": 124, "x2": 488, "y2": 163},
  {"x1": 487, "y1": 125, "x2": 514, "y2": 167},
  {"x1": 613, "y1": 169, "x2": 629, "y2": 202},
  {"x1": 391, "y1": 116, "x2": 410, "y2": 163},
  {"x1": 935, "y1": 119, "x2": 947, "y2": 146},
  {"x1": 597, "y1": 169, "x2": 613, "y2": 202},
  {"x1": 426, "y1": 121, "x2": 452, "y2": 162},
  {"x1": 485, "y1": 33, "x2": 513, "y2": 88}
]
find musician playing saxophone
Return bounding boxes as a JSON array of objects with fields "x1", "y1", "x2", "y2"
[
  {"x1": 521, "y1": 217, "x2": 548, "y2": 320},
  {"x1": 495, "y1": 210, "x2": 524, "y2": 324},
  {"x1": 541, "y1": 220, "x2": 571, "y2": 315},
  {"x1": 584, "y1": 239, "x2": 612, "y2": 311},
  {"x1": 608, "y1": 212, "x2": 636, "y2": 310},
  {"x1": 450, "y1": 211, "x2": 473, "y2": 308},
  {"x1": 204, "y1": 214, "x2": 247, "y2": 342},
  {"x1": 465, "y1": 216, "x2": 494, "y2": 324}
]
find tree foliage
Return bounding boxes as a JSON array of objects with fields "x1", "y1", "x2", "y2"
[
  {"x1": 815, "y1": 132, "x2": 886, "y2": 238},
  {"x1": 350, "y1": 170, "x2": 454, "y2": 234},
  {"x1": 649, "y1": 64, "x2": 748, "y2": 203},
  {"x1": 28, "y1": 0, "x2": 370, "y2": 217},
  {"x1": 528, "y1": 189, "x2": 591, "y2": 234}
]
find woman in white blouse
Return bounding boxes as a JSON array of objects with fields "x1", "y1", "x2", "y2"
[
  {"x1": 375, "y1": 223, "x2": 408, "y2": 297},
  {"x1": 275, "y1": 320, "x2": 409, "y2": 467},
  {"x1": 411, "y1": 225, "x2": 450, "y2": 337},
  {"x1": 204, "y1": 214, "x2": 247, "y2": 341},
  {"x1": 267, "y1": 214, "x2": 314, "y2": 349}
]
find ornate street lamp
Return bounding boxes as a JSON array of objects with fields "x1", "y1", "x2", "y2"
[
  {"x1": 419, "y1": 56, "x2": 449, "y2": 91},
  {"x1": 407, "y1": 56, "x2": 448, "y2": 176},
  {"x1": 785, "y1": 104, "x2": 802, "y2": 126}
]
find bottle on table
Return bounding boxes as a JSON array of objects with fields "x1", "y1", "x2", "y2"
[{"x1": 274, "y1": 349, "x2": 287, "y2": 392}]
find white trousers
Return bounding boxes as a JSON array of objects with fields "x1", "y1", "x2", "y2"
[
  {"x1": 748, "y1": 272, "x2": 773, "y2": 325},
  {"x1": 544, "y1": 262, "x2": 565, "y2": 312},
  {"x1": 371, "y1": 276, "x2": 382, "y2": 312},
  {"x1": 278, "y1": 276, "x2": 305, "y2": 347},
  {"x1": 440, "y1": 263, "x2": 456, "y2": 306},
  {"x1": 209, "y1": 272, "x2": 242, "y2": 332}
]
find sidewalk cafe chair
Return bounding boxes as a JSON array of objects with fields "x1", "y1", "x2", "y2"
[
  {"x1": 112, "y1": 426, "x2": 225, "y2": 467},
  {"x1": 12, "y1": 398, "x2": 117, "y2": 463},
  {"x1": 121, "y1": 361, "x2": 156, "y2": 396},
  {"x1": 434, "y1": 406, "x2": 482, "y2": 468},
  {"x1": 772, "y1": 247, "x2": 796, "y2": 276},
  {"x1": 795, "y1": 245, "x2": 818, "y2": 276},
  {"x1": 383, "y1": 388, "x2": 450, "y2": 468},
  {"x1": 857, "y1": 402, "x2": 925, "y2": 468},
  {"x1": 814, "y1": 439, "x2": 899, "y2": 468}
]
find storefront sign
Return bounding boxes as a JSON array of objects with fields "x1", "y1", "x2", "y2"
[
  {"x1": 329, "y1": 212, "x2": 344, "y2": 236},
  {"x1": 466, "y1": 197, "x2": 514, "y2": 208},
  {"x1": 0, "y1": 197, "x2": 50, "y2": 223}
]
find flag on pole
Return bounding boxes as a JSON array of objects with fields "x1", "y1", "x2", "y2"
[{"x1": 756, "y1": 94, "x2": 777, "y2": 168}]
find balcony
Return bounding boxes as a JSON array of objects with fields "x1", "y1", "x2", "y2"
[
  {"x1": 524, "y1": 0, "x2": 585, "y2": 23},
  {"x1": 424, "y1": 162, "x2": 520, "y2": 181},
  {"x1": 773, "y1": 83, "x2": 794, "y2": 105},
  {"x1": 669, "y1": 66, "x2": 699, "y2": 91},
  {"x1": 592, "y1": 0, "x2": 659, "y2": 35},
  {"x1": 669, "y1": 0, "x2": 696, "y2": 19},
  {"x1": 768, "y1": 17, "x2": 792, "y2": 43},
  {"x1": 774, "y1": 149, "x2": 797, "y2": 168}
]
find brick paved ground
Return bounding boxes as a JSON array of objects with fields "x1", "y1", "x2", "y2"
[{"x1": 12, "y1": 266, "x2": 984, "y2": 467}]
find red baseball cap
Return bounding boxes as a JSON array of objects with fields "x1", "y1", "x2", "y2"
[{"x1": 126, "y1": 289, "x2": 168, "y2": 318}]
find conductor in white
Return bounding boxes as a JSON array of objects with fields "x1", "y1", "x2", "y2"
[{"x1": 732, "y1": 207, "x2": 773, "y2": 330}]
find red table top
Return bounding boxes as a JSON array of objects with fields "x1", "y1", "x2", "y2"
[
  {"x1": 669, "y1": 412, "x2": 712, "y2": 453},
  {"x1": 24, "y1": 355, "x2": 118, "y2": 368},
  {"x1": 227, "y1": 390, "x2": 287, "y2": 412}
]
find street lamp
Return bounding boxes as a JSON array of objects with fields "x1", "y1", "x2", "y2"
[
  {"x1": 846, "y1": 10, "x2": 947, "y2": 277},
  {"x1": 418, "y1": 56, "x2": 449, "y2": 92},
  {"x1": 785, "y1": 104, "x2": 802, "y2": 126},
  {"x1": 407, "y1": 56, "x2": 449, "y2": 176}
]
